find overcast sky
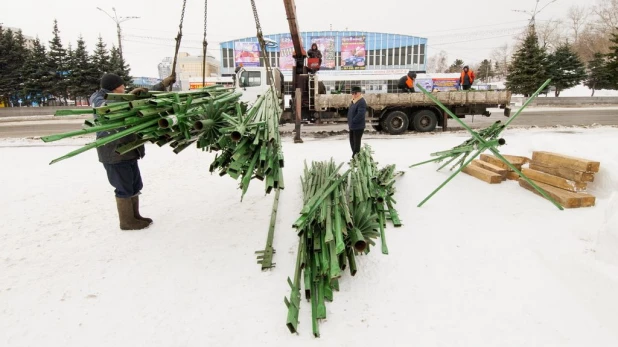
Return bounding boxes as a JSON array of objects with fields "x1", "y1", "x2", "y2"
[{"x1": 5, "y1": 0, "x2": 588, "y2": 77}]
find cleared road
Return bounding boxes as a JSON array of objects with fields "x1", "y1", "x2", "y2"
[{"x1": 0, "y1": 107, "x2": 616, "y2": 139}]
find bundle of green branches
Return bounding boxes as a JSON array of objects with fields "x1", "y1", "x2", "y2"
[
  {"x1": 41, "y1": 85, "x2": 284, "y2": 197},
  {"x1": 285, "y1": 147, "x2": 402, "y2": 337},
  {"x1": 410, "y1": 120, "x2": 506, "y2": 171}
]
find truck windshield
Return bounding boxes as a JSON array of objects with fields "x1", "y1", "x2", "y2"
[{"x1": 240, "y1": 71, "x2": 261, "y2": 87}]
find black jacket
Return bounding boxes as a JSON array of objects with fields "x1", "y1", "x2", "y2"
[
  {"x1": 347, "y1": 97, "x2": 367, "y2": 131},
  {"x1": 308, "y1": 48, "x2": 322, "y2": 59},
  {"x1": 89, "y1": 82, "x2": 165, "y2": 164}
]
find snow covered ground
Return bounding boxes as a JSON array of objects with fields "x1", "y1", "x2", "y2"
[{"x1": 1, "y1": 128, "x2": 618, "y2": 346}]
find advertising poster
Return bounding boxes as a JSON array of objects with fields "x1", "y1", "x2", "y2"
[
  {"x1": 234, "y1": 42, "x2": 261, "y2": 67},
  {"x1": 310, "y1": 36, "x2": 336, "y2": 70},
  {"x1": 340, "y1": 36, "x2": 366, "y2": 70},
  {"x1": 415, "y1": 78, "x2": 434, "y2": 92},
  {"x1": 279, "y1": 36, "x2": 295, "y2": 70},
  {"x1": 432, "y1": 78, "x2": 460, "y2": 91}
]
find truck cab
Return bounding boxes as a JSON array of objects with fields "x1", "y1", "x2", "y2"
[{"x1": 235, "y1": 67, "x2": 285, "y2": 106}]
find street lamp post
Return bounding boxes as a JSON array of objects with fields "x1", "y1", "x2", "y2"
[{"x1": 96, "y1": 7, "x2": 139, "y2": 62}]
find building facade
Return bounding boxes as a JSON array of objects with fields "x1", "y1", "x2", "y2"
[
  {"x1": 219, "y1": 31, "x2": 428, "y2": 77},
  {"x1": 158, "y1": 52, "x2": 221, "y2": 90}
]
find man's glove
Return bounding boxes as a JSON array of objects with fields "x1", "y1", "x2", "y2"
[
  {"x1": 161, "y1": 73, "x2": 176, "y2": 88},
  {"x1": 129, "y1": 87, "x2": 149, "y2": 95}
]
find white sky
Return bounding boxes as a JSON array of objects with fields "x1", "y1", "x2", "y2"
[{"x1": 5, "y1": 0, "x2": 588, "y2": 77}]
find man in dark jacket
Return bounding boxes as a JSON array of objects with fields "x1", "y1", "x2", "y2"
[
  {"x1": 347, "y1": 86, "x2": 367, "y2": 158},
  {"x1": 90, "y1": 73, "x2": 175, "y2": 230},
  {"x1": 397, "y1": 71, "x2": 416, "y2": 93}
]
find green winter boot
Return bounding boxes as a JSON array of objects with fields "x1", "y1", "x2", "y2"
[{"x1": 115, "y1": 197, "x2": 150, "y2": 230}]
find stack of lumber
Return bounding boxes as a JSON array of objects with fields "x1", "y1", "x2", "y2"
[
  {"x1": 518, "y1": 151, "x2": 599, "y2": 208},
  {"x1": 462, "y1": 153, "x2": 529, "y2": 184}
]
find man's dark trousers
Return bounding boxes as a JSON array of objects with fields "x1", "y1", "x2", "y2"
[
  {"x1": 103, "y1": 160, "x2": 143, "y2": 198},
  {"x1": 349, "y1": 129, "x2": 364, "y2": 157}
]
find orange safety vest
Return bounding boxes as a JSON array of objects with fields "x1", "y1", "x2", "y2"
[
  {"x1": 460, "y1": 70, "x2": 475, "y2": 85},
  {"x1": 406, "y1": 76, "x2": 414, "y2": 89}
]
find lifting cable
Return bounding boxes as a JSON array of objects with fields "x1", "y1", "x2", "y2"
[
  {"x1": 170, "y1": 0, "x2": 188, "y2": 91},
  {"x1": 201, "y1": 0, "x2": 208, "y2": 87},
  {"x1": 250, "y1": 0, "x2": 273, "y2": 86}
]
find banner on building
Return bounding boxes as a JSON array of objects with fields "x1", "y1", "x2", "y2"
[
  {"x1": 234, "y1": 42, "x2": 261, "y2": 67},
  {"x1": 340, "y1": 36, "x2": 366, "y2": 70},
  {"x1": 432, "y1": 78, "x2": 460, "y2": 92},
  {"x1": 279, "y1": 36, "x2": 295, "y2": 70},
  {"x1": 310, "y1": 36, "x2": 336, "y2": 70},
  {"x1": 415, "y1": 78, "x2": 434, "y2": 92}
]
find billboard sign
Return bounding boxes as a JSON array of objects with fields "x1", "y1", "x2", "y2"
[
  {"x1": 310, "y1": 36, "x2": 336, "y2": 70},
  {"x1": 279, "y1": 36, "x2": 295, "y2": 70},
  {"x1": 340, "y1": 36, "x2": 366, "y2": 70},
  {"x1": 234, "y1": 42, "x2": 261, "y2": 67},
  {"x1": 432, "y1": 78, "x2": 460, "y2": 91}
]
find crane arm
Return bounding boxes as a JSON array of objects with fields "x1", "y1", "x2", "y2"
[{"x1": 283, "y1": 0, "x2": 306, "y2": 59}]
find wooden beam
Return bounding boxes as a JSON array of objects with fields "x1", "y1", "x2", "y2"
[
  {"x1": 529, "y1": 162, "x2": 594, "y2": 182},
  {"x1": 531, "y1": 151, "x2": 600, "y2": 173},
  {"x1": 521, "y1": 168, "x2": 587, "y2": 192},
  {"x1": 462, "y1": 164, "x2": 503, "y2": 184},
  {"x1": 471, "y1": 160, "x2": 508, "y2": 178},
  {"x1": 501, "y1": 154, "x2": 529, "y2": 166},
  {"x1": 506, "y1": 171, "x2": 520, "y2": 181},
  {"x1": 480, "y1": 154, "x2": 522, "y2": 171},
  {"x1": 518, "y1": 179, "x2": 596, "y2": 208}
]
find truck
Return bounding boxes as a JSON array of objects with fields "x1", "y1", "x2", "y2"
[{"x1": 234, "y1": 66, "x2": 512, "y2": 134}]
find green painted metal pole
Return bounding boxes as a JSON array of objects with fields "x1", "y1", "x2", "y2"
[
  {"x1": 417, "y1": 147, "x2": 484, "y2": 207},
  {"x1": 503, "y1": 79, "x2": 551, "y2": 129},
  {"x1": 256, "y1": 188, "x2": 281, "y2": 269}
]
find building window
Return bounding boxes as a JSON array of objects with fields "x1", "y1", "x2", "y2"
[
  {"x1": 368, "y1": 50, "x2": 374, "y2": 66},
  {"x1": 393, "y1": 47, "x2": 400, "y2": 66},
  {"x1": 420, "y1": 44, "x2": 426, "y2": 65},
  {"x1": 413, "y1": 45, "x2": 419, "y2": 64}
]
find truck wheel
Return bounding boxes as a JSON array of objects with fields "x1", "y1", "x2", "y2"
[
  {"x1": 383, "y1": 111, "x2": 409, "y2": 135},
  {"x1": 412, "y1": 110, "x2": 438, "y2": 132}
]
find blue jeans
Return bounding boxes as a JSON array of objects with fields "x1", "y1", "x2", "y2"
[{"x1": 103, "y1": 160, "x2": 143, "y2": 198}]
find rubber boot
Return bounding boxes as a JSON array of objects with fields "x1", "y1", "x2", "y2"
[
  {"x1": 115, "y1": 197, "x2": 150, "y2": 230},
  {"x1": 131, "y1": 195, "x2": 153, "y2": 224}
]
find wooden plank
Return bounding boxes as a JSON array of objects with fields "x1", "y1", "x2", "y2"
[
  {"x1": 506, "y1": 171, "x2": 520, "y2": 181},
  {"x1": 470, "y1": 160, "x2": 508, "y2": 177},
  {"x1": 518, "y1": 179, "x2": 581, "y2": 208},
  {"x1": 575, "y1": 192, "x2": 596, "y2": 207},
  {"x1": 521, "y1": 168, "x2": 588, "y2": 192},
  {"x1": 529, "y1": 162, "x2": 594, "y2": 182},
  {"x1": 501, "y1": 154, "x2": 530, "y2": 166},
  {"x1": 480, "y1": 154, "x2": 522, "y2": 171},
  {"x1": 462, "y1": 164, "x2": 503, "y2": 184},
  {"x1": 531, "y1": 151, "x2": 600, "y2": 173}
]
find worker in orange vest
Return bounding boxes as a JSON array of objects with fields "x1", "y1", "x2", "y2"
[
  {"x1": 460, "y1": 65, "x2": 475, "y2": 90},
  {"x1": 398, "y1": 71, "x2": 417, "y2": 93}
]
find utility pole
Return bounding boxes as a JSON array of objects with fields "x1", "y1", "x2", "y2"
[
  {"x1": 96, "y1": 7, "x2": 139, "y2": 62},
  {"x1": 512, "y1": 0, "x2": 557, "y2": 28}
]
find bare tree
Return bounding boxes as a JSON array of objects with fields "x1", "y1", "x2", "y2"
[
  {"x1": 593, "y1": 0, "x2": 618, "y2": 32},
  {"x1": 426, "y1": 50, "x2": 448, "y2": 73},
  {"x1": 536, "y1": 19, "x2": 565, "y2": 52},
  {"x1": 566, "y1": 5, "x2": 590, "y2": 43},
  {"x1": 491, "y1": 44, "x2": 511, "y2": 78}
]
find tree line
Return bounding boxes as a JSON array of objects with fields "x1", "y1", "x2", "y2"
[
  {"x1": 426, "y1": 0, "x2": 618, "y2": 96},
  {"x1": 0, "y1": 20, "x2": 132, "y2": 107}
]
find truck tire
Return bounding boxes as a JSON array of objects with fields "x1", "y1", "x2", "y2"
[
  {"x1": 382, "y1": 111, "x2": 409, "y2": 135},
  {"x1": 412, "y1": 110, "x2": 438, "y2": 132}
]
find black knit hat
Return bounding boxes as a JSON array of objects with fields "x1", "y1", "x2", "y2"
[
  {"x1": 351, "y1": 86, "x2": 362, "y2": 93},
  {"x1": 101, "y1": 73, "x2": 124, "y2": 91}
]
